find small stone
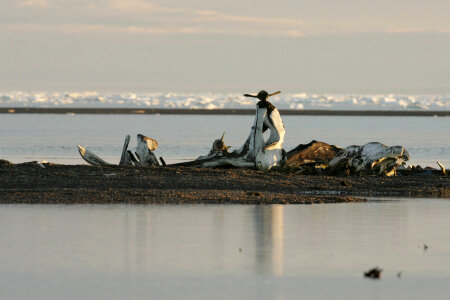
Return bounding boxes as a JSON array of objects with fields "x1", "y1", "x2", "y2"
[
  {"x1": 0, "y1": 159, "x2": 14, "y2": 167},
  {"x1": 246, "y1": 191, "x2": 263, "y2": 197}
]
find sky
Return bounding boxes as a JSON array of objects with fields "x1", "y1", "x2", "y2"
[{"x1": 0, "y1": 0, "x2": 449, "y2": 93}]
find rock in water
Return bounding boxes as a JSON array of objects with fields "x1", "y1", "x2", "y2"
[{"x1": 364, "y1": 267, "x2": 382, "y2": 279}]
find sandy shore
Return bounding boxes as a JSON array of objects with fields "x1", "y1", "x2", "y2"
[
  {"x1": 1, "y1": 107, "x2": 449, "y2": 116},
  {"x1": 0, "y1": 161, "x2": 448, "y2": 204}
]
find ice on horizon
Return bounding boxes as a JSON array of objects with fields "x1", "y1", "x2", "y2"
[{"x1": 0, "y1": 91, "x2": 449, "y2": 111}]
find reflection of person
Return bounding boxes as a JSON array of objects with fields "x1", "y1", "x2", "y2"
[{"x1": 236, "y1": 90, "x2": 286, "y2": 170}]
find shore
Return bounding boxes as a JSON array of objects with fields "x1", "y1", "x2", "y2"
[
  {"x1": 0, "y1": 161, "x2": 448, "y2": 204},
  {"x1": 1, "y1": 107, "x2": 449, "y2": 116}
]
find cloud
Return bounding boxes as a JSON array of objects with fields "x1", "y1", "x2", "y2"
[
  {"x1": 10, "y1": 2, "x2": 447, "y2": 38},
  {"x1": 385, "y1": 27, "x2": 450, "y2": 34},
  {"x1": 194, "y1": 10, "x2": 304, "y2": 27},
  {"x1": 106, "y1": 2, "x2": 305, "y2": 35},
  {"x1": 189, "y1": 10, "x2": 306, "y2": 37},
  {"x1": 4, "y1": 21, "x2": 448, "y2": 39},
  {"x1": 3, "y1": 0, "x2": 308, "y2": 38},
  {"x1": 109, "y1": 0, "x2": 176, "y2": 13},
  {"x1": 385, "y1": 27, "x2": 427, "y2": 34},
  {"x1": 0, "y1": 22, "x2": 306, "y2": 38},
  {"x1": 18, "y1": 0, "x2": 48, "y2": 7},
  {"x1": 2, "y1": 0, "x2": 449, "y2": 40}
]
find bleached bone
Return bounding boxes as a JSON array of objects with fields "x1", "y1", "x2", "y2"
[
  {"x1": 119, "y1": 135, "x2": 132, "y2": 166},
  {"x1": 213, "y1": 132, "x2": 229, "y2": 151},
  {"x1": 128, "y1": 150, "x2": 138, "y2": 165},
  {"x1": 77, "y1": 145, "x2": 112, "y2": 166},
  {"x1": 437, "y1": 161, "x2": 447, "y2": 175},
  {"x1": 329, "y1": 142, "x2": 409, "y2": 175},
  {"x1": 201, "y1": 157, "x2": 255, "y2": 168},
  {"x1": 78, "y1": 134, "x2": 159, "y2": 167},
  {"x1": 237, "y1": 102, "x2": 286, "y2": 170},
  {"x1": 135, "y1": 134, "x2": 159, "y2": 166},
  {"x1": 139, "y1": 134, "x2": 158, "y2": 151},
  {"x1": 285, "y1": 140, "x2": 341, "y2": 167},
  {"x1": 192, "y1": 97, "x2": 286, "y2": 171},
  {"x1": 196, "y1": 132, "x2": 231, "y2": 160}
]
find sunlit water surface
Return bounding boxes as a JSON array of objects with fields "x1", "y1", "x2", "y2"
[
  {"x1": 1, "y1": 199, "x2": 450, "y2": 299},
  {"x1": 0, "y1": 114, "x2": 449, "y2": 167}
]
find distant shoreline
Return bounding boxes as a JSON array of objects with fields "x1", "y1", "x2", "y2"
[{"x1": 1, "y1": 107, "x2": 449, "y2": 116}]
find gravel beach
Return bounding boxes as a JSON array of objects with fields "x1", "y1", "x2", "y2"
[{"x1": 1, "y1": 161, "x2": 448, "y2": 204}]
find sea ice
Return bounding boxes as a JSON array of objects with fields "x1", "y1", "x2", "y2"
[{"x1": 0, "y1": 91, "x2": 448, "y2": 111}]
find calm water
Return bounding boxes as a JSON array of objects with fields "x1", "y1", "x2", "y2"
[
  {"x1": 0, "y1": 114, "x2": 449, "y2": 167},
  {"x1": 0, "y1": 199, "x2": 449, "y2": 299}
]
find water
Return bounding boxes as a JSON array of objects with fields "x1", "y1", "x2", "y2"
[
  {"x1": 0, "y1": 114, "x2": 449, "y2": 167},
  {"x1": 1, "y1": 113, "x2": 449, "y2": 299},
  {"x1": 0, "y1": 199, "x2": 449, "y2": 299}
]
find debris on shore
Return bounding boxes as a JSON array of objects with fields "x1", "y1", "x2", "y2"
[
  {"x1": 364, "y1": 267, "x2": 383, "y2": 279},
  {"x1": 0, "y1": 160, "x2": 448, "y2": 204}
]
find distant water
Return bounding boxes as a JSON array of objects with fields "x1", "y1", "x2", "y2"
[
  {"x1": 1, "y1": 91, "x2": 450, "y2": 110},
  {"x1": 1, "y1": 199, "x2": 449, "y2": 300},
  {"x1": 0, "y1": 114, "x2": 449, "y2": 167}
]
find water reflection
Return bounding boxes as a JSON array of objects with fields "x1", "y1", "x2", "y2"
[
  {"x1": 1, "y1": 201, "x2": 450, "y2": 299},
  {"x1": 111, "y1": 205, "x2": 286, "y2": 277},
  {"x1": 254, "y1": 205, "x2": 284, "y2": 276},
  {"x1": 136, "y1": 210, "x2": 148, "y2": 273}
]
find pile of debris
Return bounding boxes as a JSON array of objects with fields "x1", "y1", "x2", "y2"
[{"x1": 77, "y1": 134, "x2": 447, "y2": 177}]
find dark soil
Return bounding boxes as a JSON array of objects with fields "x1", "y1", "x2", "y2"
[{"x1": 0, "y1": 162, "x2": 448, "y2": 204}]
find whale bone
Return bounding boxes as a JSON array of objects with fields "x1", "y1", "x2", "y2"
[
  {"x1": 78, "y1": 133, "x2": 159, "y2": 167},
  {"x1": 135, "y1": 134, "x2": 159, "y2": 166},
  {"x1": 329, "y1": 142, "x2": 409, "y2": 175},
  {"x1": 77, "y1": 145, "x2": 112, "y2": 166}
]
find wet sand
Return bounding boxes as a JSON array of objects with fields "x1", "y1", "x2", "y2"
[
  {"x1": 1, "y1": 107, "x2": 449, "y2": 116},
  {"x1": 0, "y1": 161, "x2": 448, "y2": 204}
]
